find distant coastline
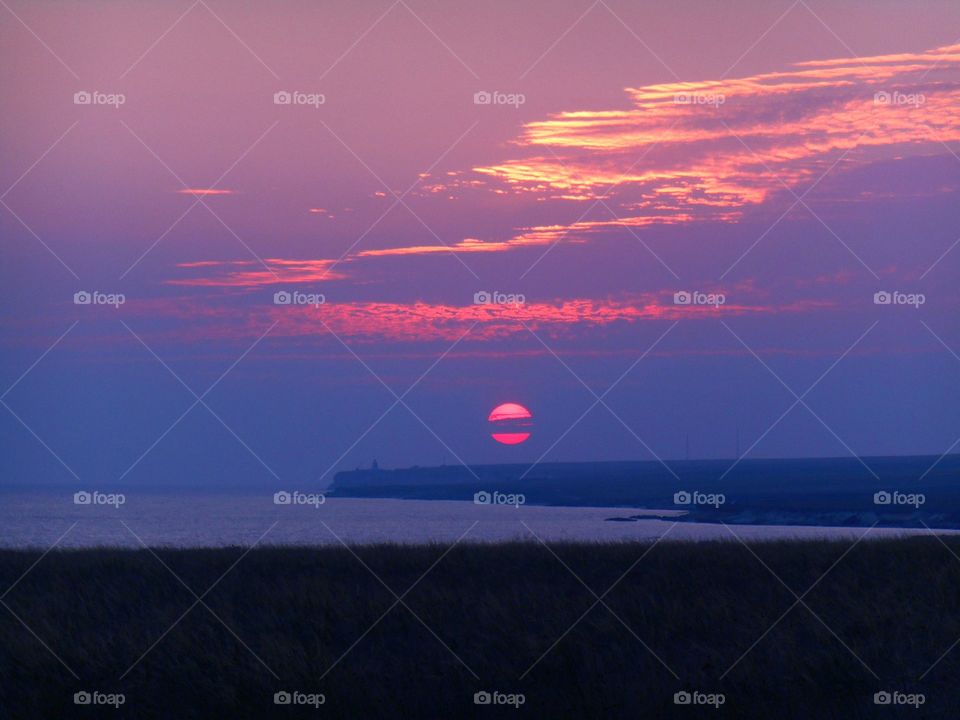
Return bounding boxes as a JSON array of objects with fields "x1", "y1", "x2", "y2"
[{"x1": 329, "y1": 455, "x2": 960, "y2": 529}]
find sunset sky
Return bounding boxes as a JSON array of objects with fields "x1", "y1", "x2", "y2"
[{"x1": 2, "y1": 0, "x2": 959, "y2": 487}]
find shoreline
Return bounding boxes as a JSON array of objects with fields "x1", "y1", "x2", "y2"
[{"x1": 1, "y1": 495, "x2": 956, "y2": 549}]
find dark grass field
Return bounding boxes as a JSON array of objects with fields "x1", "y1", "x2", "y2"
[{"x1": 2, "y1": 537, "x2": 960, "y2": 718}]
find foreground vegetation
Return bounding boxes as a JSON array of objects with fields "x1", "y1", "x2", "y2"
[{"x1": 2, "y1": 537, "x2": 960, "y2": 718}]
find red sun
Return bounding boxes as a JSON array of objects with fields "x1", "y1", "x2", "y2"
[{"x1": 488, "y1": 403, "x2": 533, "y2": 445}]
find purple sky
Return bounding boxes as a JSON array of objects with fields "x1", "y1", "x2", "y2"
[{"x1": 2, "y1": 1, "x2": 960, "y2": 488}]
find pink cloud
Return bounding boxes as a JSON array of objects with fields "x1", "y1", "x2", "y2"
[
  {"x1": 126, "y1": 291, "x2": 828, "y2": 345},
  {"x1": 167, "y1": 258, "x2": 347, "y2": 287},
  {"x1": 175, "y1": 188, "x2": 237, "y2": 196}
]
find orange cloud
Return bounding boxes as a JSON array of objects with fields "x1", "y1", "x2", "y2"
[
  {"x1": 359, "y1": 44, "x2": 960, "y2": 262},
  {"x1": 483, "y1": 44, "x2": 960, "y2": 207}
]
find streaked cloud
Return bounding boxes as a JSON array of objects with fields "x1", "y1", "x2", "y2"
[
  {"x1": 355, "y1": 214, "x2": 697, "y2": 258},
  {"x1": 160, "y1": 45, "x2": 960, "y2": 274},
  {"x1": 175, "y1": 188, "x2": 236, "y2": 196},
  {"x1": 367, "y1": 43, "x2": 960, "y2": 259},
  {"x1": 168, "y1": 258, "x2": 346, "y2": 287},
  {"x1": 479, "y1": 43, "x2": 960, "y2": 209}
]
